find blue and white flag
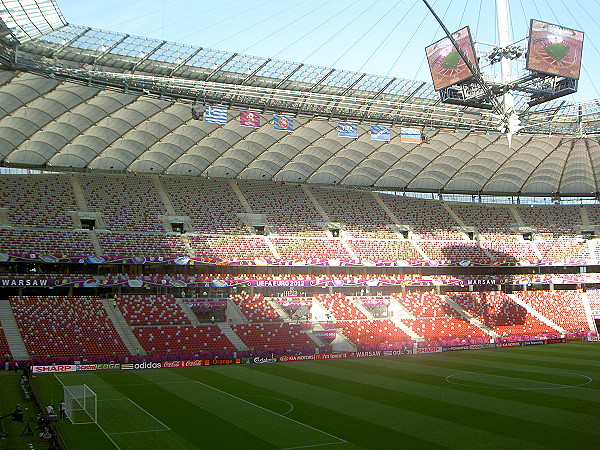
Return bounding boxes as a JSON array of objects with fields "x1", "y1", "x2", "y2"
[
  {"x1": 273, "y1": 115, "x2": 294, "y2": 132},
  {"x1": 338, "y1": 122, "x2": 358, "y2": 138},
  {"x1": 371, "y1": 125, "x2": 390, "y2": 141},
  {"x1": 205, "y1": 105, "x2": 227, "y2": 124}
]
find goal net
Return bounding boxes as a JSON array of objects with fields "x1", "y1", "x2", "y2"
[{"x1": 63, "y1": 384, "x2": 97, "y2": 424}]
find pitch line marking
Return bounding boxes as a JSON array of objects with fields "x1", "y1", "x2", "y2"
[
  {"x1": 109, "y1": 429, "x2": 170, "y2": 436},
  {"x1": 54, "y1": 375, "x2": 122, "y2": 450},
  {"x1": 194, "y1": 380, "x2": 347, "y2": 446},
  {"x1": 241, "y1": 395, "x2": 295, "y2": 415},
  {"x1": 445, "y1": 370, "x2": 593, "y2": 390}
]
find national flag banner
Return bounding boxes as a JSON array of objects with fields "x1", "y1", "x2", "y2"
[
  {"x1": 273, "y1": 114, "x2": 294, "y2": 132},
  {"x1": 205, "y1": 105, "x2": 227, "y2": 124},
  {"x1": 240, "y1": 110, "x2": 261, "y2": 128},
  {"x1": 338, "y1": 122, "x2": 358, "y2": 138},
  {"x1": 371, "y1": 125, "x2": 390, "y2": 141},
  {"x1": 400, "y1": 128, "x2": 422, "y2": 143}
]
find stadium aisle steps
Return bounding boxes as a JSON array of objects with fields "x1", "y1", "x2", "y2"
[
  {"x1": 443, "y1": 295, "x2": 499, "y2": 338},
  {"x1": 509, "y1": 294, "x2": 565, "y2": 333},
  {"x1": 0, "y1": 301, "x2": 29, "y2": 359},
  {"x1": 218, "y1": 323, "x2": 249, "y2": 351},
  {"x1": 100, "y1": 298, "x2": 145, "y2": 355}
]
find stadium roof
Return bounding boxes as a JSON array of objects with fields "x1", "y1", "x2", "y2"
[{"x1": 1, "y1": 0, "x2": 600, "y2": 197}]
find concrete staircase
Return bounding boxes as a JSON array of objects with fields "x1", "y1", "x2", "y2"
[
  {"x1": 508, "y1": 294, "x2": 566, "y2": 333},
  {"x1": 390, "y1": 318, "x2": 422, "y2": 341},
  {"x1": 218, "y1": 323, "x2": 249, "y2": 351},
  {"x1": 176, "y1": 299, "x2": 200, "y2": 325},
  {"x1": 100, "y1": 299, "x2": 146, "y2": 355},
  {"x1": 443, "y1": 295, "x2": 500, "y2": 338},
  {"x1": 581, "y1": 293, "x2": 598, "y2": 333},
  {"x1": 0, "y1": 300, "x2": 29, "y2": 360}
]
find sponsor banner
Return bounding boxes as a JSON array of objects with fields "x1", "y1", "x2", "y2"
[
  {"x1": 415, "y1": 347, "x2": 442, "y2": 354},
  {"x1": 587, "y1": 336, "x2": 600, "y2": 342},
  {"x1": 360, "y1": 298, "x2": 391, "y2": 306},
  {"x1": 183, "y1": 359, "x2": 205, "y2": 367},
  {"x1": 162, "y1": 361, "x2": 183, "y2": 368},
  {"x1": 354, "y1": 351, "x2": 383, "y2": 358},
  {"x1": 253, "y1": 280, "x2": 312, "y2": 287},
  {"x1": 279, "y1": 354, "x2": 316, "y2": 362},
  {"x1": 75, "y1": 364, "x2": 98, "y2": 371},
  {"x1": 95, "y1": 363, "x2": 121, "y2": 370},
  {"x1": 383, "y1": 349, "x2": 413, "y2": 356},
  {"x1": 2, "y1": 254, "x2": 600, "y2": 270},
  {"x1": 252, "y1": 357, "x2": 277, "y2": 364},
  {"x1": 316, "y1": 352, "x2": 351, "y2": 360},
  {"x1": 313, "y1": 330, "x2": 337, "y2": 340},
  {"x1": 546, "y1": 338, "x2": 566, "y2": 344},
  {"x1": 187, "y1": 301, "x2": 227, "y2": 309},
  {"x1": 32, "y1": 365, "x2": 77, "y2": 373},
  {"x1": 565, "y1": 337, "x2": 584, "y2": 343},
  {"x1": 496, "y1": 342, "x2": 521, "y2": 348},
  {"x1": 442, "y1": 345, "x2": 471, "y2": 352},
  {"x1": 277, "y1": 299, "x2": 313, "y2": 307},
  {"x1": 207, "y1": 358, "x2": 241, "y2": 366},
  {"x1": 522, "y1": 340, "x2": 545, "y2": 346},
  {"x1": 121, "y1": 362, "x2": 162, "y2": 370}
]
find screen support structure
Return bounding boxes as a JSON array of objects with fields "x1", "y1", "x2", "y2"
[{"x1": 422, "y1": 0, "x2": 521, "y2": 141}]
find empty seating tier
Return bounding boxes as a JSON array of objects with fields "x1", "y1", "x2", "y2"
[
  {"x1": 134, "y1": 325, "x2": 235, "y2": 354},
  {"x1": 116, "y1": 294, "x2": 191, "y2": 326},
  {"x1": 9, "y1": 296, "x2": 128, "y2": 358},
  {"x1": 232, "y1": 323, "x2": 316, "y2": 349}
]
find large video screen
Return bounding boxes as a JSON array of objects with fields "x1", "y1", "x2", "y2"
[
  {"x1": 526, "y1": 19, "x2": 584, "y2": 79},
  {"x1": 425, "y1": 26, "x2": 478, "y2": 91}
]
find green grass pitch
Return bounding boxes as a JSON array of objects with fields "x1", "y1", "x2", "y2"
[{"x1": 31, "y1": 342, "x2": 600, "y2": 449}]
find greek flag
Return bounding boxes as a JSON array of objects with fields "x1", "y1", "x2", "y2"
[
  {"x1": 371, "y1": 125, "x2": 390, "y2": 141},
  {"x1": 338, "y1": 122, "x2": 358, "y2": 138},
  {"x1": 273, "y1": 115, "x2": 293, "y2": 132},
  {"x1": 205, "y1": 105, "x2": 227, "y2": 124}
]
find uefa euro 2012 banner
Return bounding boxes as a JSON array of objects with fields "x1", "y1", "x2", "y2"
[
  {"x1": 1, "y1": 252, "x2": 597, "y2": 269},
  {"x1": 2, "y1": 274, "x2": 599, "y2": 289}
]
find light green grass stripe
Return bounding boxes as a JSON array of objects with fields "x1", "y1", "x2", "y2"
[
  {"x1": 286, "y1": 358, "x2": 600, "y2": 436},
  {"x1": 135, "y1": 369, "x2": 346, "y2": 449},
  {"x1": 210, "y1": 365, "x2": 543, "y2": 449}
]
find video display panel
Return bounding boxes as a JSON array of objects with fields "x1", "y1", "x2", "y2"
[
  {"x1": 425, "y1": 26, "x2": 478, "y2": 91},
  {"x1": 526, "y1": 19, "x2": 584, "y2": 79}
]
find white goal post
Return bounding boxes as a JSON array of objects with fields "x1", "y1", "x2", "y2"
[{"x1": 63, "y1": 384, "x2": 97, "y2": 425}]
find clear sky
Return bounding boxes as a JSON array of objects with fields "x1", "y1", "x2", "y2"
[{"x1": 56, "y1": 0, "x2": 600, "y2": 102}]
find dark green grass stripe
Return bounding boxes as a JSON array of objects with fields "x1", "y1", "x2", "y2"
[
  {"x1": 254, "y1": 361, "x2": 599, "y2": 447},
  {"x1": 281, "y1": 357, "x2": 600, "y2": 435},
  {"x1": 174, "y1": 367, "x2": 436, "y2": 449},
  {"x1": 98, "y1": 371, "x2": 270, "y2": 450},
  {"x1": 208, "y1": 365, "x2": 545, "y2": 449},
  {"x1": 135, "y1": 369, "x2": 346, "y2": 449}
]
